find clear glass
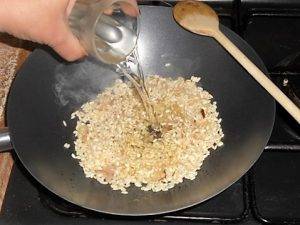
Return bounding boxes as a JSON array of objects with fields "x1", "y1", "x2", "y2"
[{"x1": 69, "y1": 0, "x2": 138, "y2": 64}]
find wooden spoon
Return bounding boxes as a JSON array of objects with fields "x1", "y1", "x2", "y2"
[{"x1": 173, "y1": 1, "x2": 300, "y2": 123}]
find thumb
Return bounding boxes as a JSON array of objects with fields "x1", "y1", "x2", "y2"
[{"x1": 50, "y1": 23, "x2": 86, "y2": 62}]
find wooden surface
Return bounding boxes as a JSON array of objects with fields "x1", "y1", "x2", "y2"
[{"x1": 0, "y1": 33, "x2": 31, "y2": 211}]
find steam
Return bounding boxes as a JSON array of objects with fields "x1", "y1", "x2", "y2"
[{"x1": 54, "y1": 57, "x2": 119, "y2": 107}]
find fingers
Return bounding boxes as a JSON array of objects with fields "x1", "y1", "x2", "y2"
[
  {"x1": 66, "y1": 0, "x2": 77, "y2": 16},
  {"x1": 50, "y1": 0, "x2": 138, "y2": 62},
  {"x1": 120, "y1": 0, "x2": 139, "y2": 17},
  {"x1": 104, "y1": 1, "x2": 139, "y2": 17},
  {"x1": 50, "y1": 23, "x2": 86, "y2": 62},
  {"x1": 104, "y1": 8, "x2": 114, "y2": 15}
]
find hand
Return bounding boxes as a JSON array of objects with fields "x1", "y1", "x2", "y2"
[{"x1": 0, "y1": 0, "x2": 138, "y2": 62}]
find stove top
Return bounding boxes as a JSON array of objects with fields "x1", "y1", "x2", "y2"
[{"x1": 1, "y1": 1, "x2": 300, "y2": 225}]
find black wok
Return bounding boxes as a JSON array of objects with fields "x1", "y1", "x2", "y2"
[{"x1": 0, "y1": 6, "x2": 275, "y2": 215}]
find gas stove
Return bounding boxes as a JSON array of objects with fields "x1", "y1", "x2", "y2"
[{"x1": 0, "y1": 1, "x2": 300, "y2": 225}]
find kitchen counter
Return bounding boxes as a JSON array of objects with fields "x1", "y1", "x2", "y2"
[{"x1": 0, "y1": 33, "x2": 30, "y2": 211}]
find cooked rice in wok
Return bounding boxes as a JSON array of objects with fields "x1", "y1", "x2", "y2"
[{"x1": 70, "y1": 75, "x2": 224, "y2": 194}]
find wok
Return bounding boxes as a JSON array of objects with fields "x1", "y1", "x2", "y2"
[{"x1": 0, "y1": 6, "x2": 275, "y2": 215}]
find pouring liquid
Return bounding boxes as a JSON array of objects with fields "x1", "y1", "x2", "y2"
[{"x1": 116, "y1": 48, "x2": 160, "y2": 133}]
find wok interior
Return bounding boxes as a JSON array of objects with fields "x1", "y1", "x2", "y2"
[{"x1": 7, "y1": 6, "x2": 274, "y2": 215}]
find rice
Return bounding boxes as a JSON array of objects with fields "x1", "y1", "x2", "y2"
[
  {"x1": 64, "y1": 143, "x2": 70, "y2": 149},
  {"x1": 72, "y1": 75, "x2": 224, "y2": 194}
]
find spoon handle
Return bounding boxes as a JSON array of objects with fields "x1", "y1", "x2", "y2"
[{"x1": 213, "y1": 30, "x2": 300, "y2": 123}]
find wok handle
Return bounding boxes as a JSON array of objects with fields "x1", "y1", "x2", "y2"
[
  {"x1": 0, "y1": 127, "x2": 12, "y2": 152},
  {"x1": 213, "y1": 30, "x2": 300, "y2": 123}
]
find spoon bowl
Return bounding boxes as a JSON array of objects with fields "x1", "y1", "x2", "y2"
[{"x1": 173, "y1": 1, "x2": 219, "y2": 36}]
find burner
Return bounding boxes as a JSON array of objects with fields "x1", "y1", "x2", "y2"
[
  {"x1": 273, "y1": 75, "x2": 300, "y2": 141},
  {"x1": 250, "y1": 152, "x2": 300, "y2": 224},
  {"x1": 280, "y1": 77, "x2": 300, "y2": 108}
]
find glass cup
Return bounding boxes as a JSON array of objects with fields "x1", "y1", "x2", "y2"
[{"x1": 69, "y1": 0, "x2": 139, "y2": 64}]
